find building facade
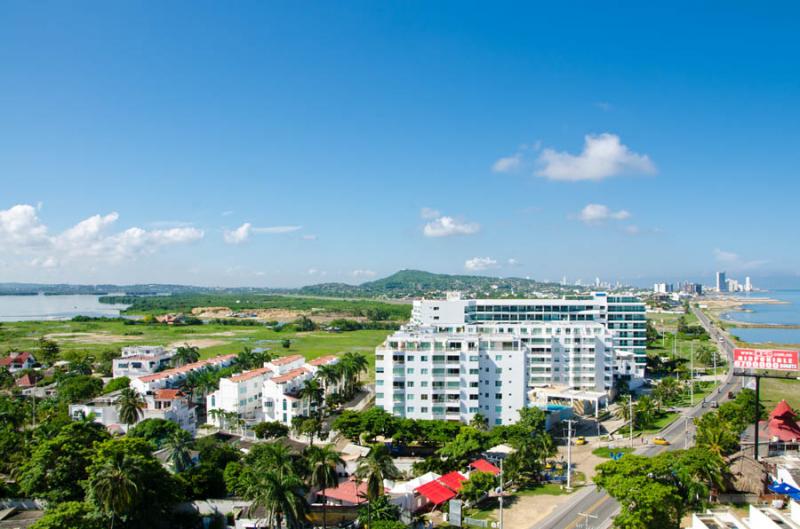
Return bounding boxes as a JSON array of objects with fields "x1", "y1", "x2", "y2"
[
  {"x1": 112, "y1": 345, "x2": 175, "y2": 379},
  {"x1": 375, "y1": 292, "x2": 643, "y2": 426}
]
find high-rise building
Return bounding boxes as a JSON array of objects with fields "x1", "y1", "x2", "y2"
[
  {"x1": 716, "y1": 271, "x2": 728, "y2": 292},
  {"x1": 375, "y1": 292, "x2": 646, "y2": 426},
  {"x1": 745, "y1": 276, "x2": 752, "y2": 292}
]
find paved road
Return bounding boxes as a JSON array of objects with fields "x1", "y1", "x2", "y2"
[{"x1": 532, "y1": 306, "x2": 738, "y2": 529}]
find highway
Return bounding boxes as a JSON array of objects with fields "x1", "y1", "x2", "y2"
[{"x1": 532, "y1": 306, "x2": 739, "y2": 529}]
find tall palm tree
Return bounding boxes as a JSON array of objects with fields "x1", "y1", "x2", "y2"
[
  {"x1": 469, "y1": 412, "x2": 489, "y2": 431},
  {"x1": 306, "y1": 445, "x2": 344, "y2": 529},
  {"x1": 355, "y1": 444, "x2": 400, "y2": 501},
  {"x1": 88, "y1": 452, "x2": 138, "y2": 529},
  {"x1": 173, "y1": 344, "x2": 200, "y2": 367},
  {"x1": 298, "y1": 378, "x2": 324, "y2": 418},
  {"x1": 316, "y1": 364, "x2": 342, "y2": 396},
  {"x1": 340, "y1": 353, "x2": 368, "y2": 399},
  {"x1": 244, "y1": 470, "x2": 309, "y2": 529},
  {"x1": 115, "y1": 387, "x2": 146, "y2": 429},
  {"x1": 164, "y1": 430, "x2": 193, "y2": 473}
]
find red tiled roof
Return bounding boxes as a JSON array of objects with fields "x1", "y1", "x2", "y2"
[
  {"x1": 308, "y1": 355, "x2": 339, "y2": 366},
  {"x1": 770, "y1": 400, "x2": 797, "y2": 419},
  {"x1": 137, "y1": 354, "x2": 236, "y2": 382},
  {"x1": 320, "y1": 478, "x2": 368, "y2": 504},
  {"x1": 766, "y1": 400, "x2": 800, "y2": 442},
  {"x1": 15, "y1": 373, "x2": 37, "y2": 388},
  {"x1": 438, "y1": 471, "x2": 467, "y2": 492},
  {"x1": 271, "y1": 354, "x2": 304, "y2": 366},
  {"x1": 230, "y1": 367, "x2": 273, "y2": 382},
  {"x1": 415, "y1": 480, "x2": 456, "y2": 504},
  {"x1": 0, "y1": 351, "x2": 32, "y2": 366},
  {"x1": 271, "y1": 367, "x2": 309, "y2": 384},
  {"x1": 470, "y1": 459, "x2": 501, "y2": 475},
  {"x1": 154, "y1": 389, "x2": 184, "y2": 400}
]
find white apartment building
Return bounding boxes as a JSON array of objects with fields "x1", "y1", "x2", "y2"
[
  {"x1": 131, "y1": 354, "x2": 237, "y2": 393},
  {"x1": 113, "y1": 345, "x2": 175, "y2": 379},
  {"x1": 375, "y1": 292, "x2": 644, "y2": 426},
  {"x1": 376, "y1": 321, "x2": 615, "y2": 426},
  {"x1": 692, "y1": 503, "x2": 800, "y2": 529},
  {"x1": 206, "y1": 354, "x2": 342, "y2": 428}
]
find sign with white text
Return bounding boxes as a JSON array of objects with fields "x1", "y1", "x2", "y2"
[{"x1": 734, "y1": 348, "x2": 799, "y2": 371}]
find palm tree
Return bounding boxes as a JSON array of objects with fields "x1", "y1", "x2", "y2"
[
  {"x1": 245, "y1": 470, "x2": 309, "y2": 529},
  {"x1": 164, "y1": 430, "x2": 193, "y2": 473},
  {"x1": 298, "y1": 378, "x2": 324, "y2": 419},
  {"x1": 635, "y1": 395, "x2": 657, "y2": 430},
  {"x1": 306, "y1": 445, "x2": 344, "y2": 529},
  {"x1": 173, "y1": 344, "x2": 200, "y2": 367},
  {"x1": 115, "y1": 387, "x2": 146, "y2": 429},
  {"x1": 340, "y1": 353, "x2": 368, "y2": 399},
  {"x1": 88, "y1": 452, "x2": 138, "y2": 529},
  {"x1": 355, "y1": 444, "x2": 400, "y2": 501},
  {"x1": 469, "y1": 412, "x2": 489, "y2": 431}
]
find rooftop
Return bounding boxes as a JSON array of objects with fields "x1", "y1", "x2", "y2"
[
  {"x1": 229, "y1": 367, "x2": 273, "y2": 382},
  {"x1": 271, "y1": 354, "x2": 304, "y2": 366},
  {"x1": 270, "y1": 367, "x2": 310, "y2": 384},
  {"x1": 137, "y1": 354, "x2": 236, "y2": 382},
  {"x1": 308, "y1": 355, "x2": 339, "y2": 366}
]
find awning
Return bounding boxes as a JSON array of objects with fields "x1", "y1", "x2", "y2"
[
  {"x1": 415, "y1": 480, "x2": 456, "y2": 505},
  {"x1": 768, "y1": 481, "x2": 800, "y2": 500},
  {"x1": 438, "y1": 471, "x2": 468, "y2": 492},
  {"x1": 470, "y1": 459, "x2": 501, "y2": 475}
]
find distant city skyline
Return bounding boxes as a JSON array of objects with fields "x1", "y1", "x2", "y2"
[{"x1": 2, "y1": 3, "x2": 799, "y2": 288}]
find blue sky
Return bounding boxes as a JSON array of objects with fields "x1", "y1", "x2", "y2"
[{"x1": 1, "y1": 2, "x2": 799, "y2": 288}]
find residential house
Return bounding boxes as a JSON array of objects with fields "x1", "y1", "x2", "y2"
[
  {"x1": 0, "y1": 351, "x2": 36, "y2": 373},
  {"x1": 112, "y1": 345, "x2": 175, "y2": 379}
]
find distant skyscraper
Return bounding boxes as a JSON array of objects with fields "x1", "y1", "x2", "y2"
[
  {"x1": 716, "y1": 271, "x2": 727, "y2": 292},
  {"x1": 745, "y1": 276, "x2": 752, "y2": 292}
]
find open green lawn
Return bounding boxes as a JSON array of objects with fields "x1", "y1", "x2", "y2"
[
  {"x1": 0, "y1": 319, "x2": 390, "y2": 375},
  {"x1": 760, "y1": 377, "x2": 800, "y2": 410},
  {"x1": 633, "y1": 411, "x2": 679, "y2": 434},
  {"x1": 646, "y1": 332, "x2": 716, "y2": 367}
]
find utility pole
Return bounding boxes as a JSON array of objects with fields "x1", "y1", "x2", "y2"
[
  {"x1": 684, "y1": 416, "x2": 689, "y2": 449},
  {"x1": 566, "y1": 419, "x2": 575, "y2": 490},
  {"x1": 628, "y1": 394, "x2": 634, "y2": 448},
  {"x1": 499, "y1": 458, "x2": 504, "y2": 529},
  {"x1": 578, "y1": 512, "x2": 598, "y2": 529},
  {"x1": 690, "y1": 341, "x2": 695, "y2": 407}
]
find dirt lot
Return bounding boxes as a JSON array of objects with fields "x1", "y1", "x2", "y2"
[{"x1": 44, "y1": 332, "x2": 142, "y2": 344}]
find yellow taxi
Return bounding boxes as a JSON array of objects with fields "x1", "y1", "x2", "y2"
[
  {"x1": 575, "y1": 436, "x2": 587, "y2": 446},
  {"x1": 653, "y1": 436, "x2": 670, "y2": 446}
]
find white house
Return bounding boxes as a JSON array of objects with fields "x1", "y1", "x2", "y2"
[
  {"x1": 262, "y1": 367, "x2": 314, "y2": 426},
  {"x1": 206, "y1": 367, "x2": 273, "y2": 427},
  {"x1": 112, "y1": 345, "x2": 175, "y2": 379},
  {"x1": 131, "y1": 354, "x2": 237, "y2": 393},
  {"x1": 692, "y1": 504, "x2": 800, "y2": 529}
]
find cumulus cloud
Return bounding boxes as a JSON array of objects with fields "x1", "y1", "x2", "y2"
[
  {"x1": 492, "y1": 153, "x2": 522, "y2": 173},
  {"x1": 0, "y1": 203, "x2": 204, "y2": 268},
  {"x1": 224, "y1": 223, "x2": 303, "y2": 244},
  {"x1": 507, "y1": 258, "x2": 520, "y2": 267},
  {"x1": 423, "y1": 215, "x2": 480, "y2": 237},
  {"x1": 536, "y1": 133, "x2": 655, "y2": 181},
  {"x1": 577, "y1": 204, "x2": 631, "y2": 223},
  {"x1": 465, "y1": 257, "x2": 498, "y2": 271},
  {"x1": 714, "y1": 249, "x2": 768, "y2": 270},
  {"x1": 352, "y1": 269, "x2": 377, "y2": 278}
]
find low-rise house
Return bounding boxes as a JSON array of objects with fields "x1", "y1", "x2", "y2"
[
  {"x1": 15, "y1": 372, "x2": 40, "y2": 389},
  {"x1": 69, "y1": 388, "x2": 197, "y2": 434},
  {"x1": 0, "y1": 351, "x2": 35, "y2": 373},
  {"x1": 112, "y1": 345, "x2": 175, "y2": 379},
  {"x1": 262, "y1": 367, "x2": 314, "y2": 425}
]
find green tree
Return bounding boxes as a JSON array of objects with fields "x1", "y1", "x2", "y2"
[
  {"x1": 127, "y1": 418, "x2": 182, "y2": 449},
  {"x1": 305, "y1": 445, "x2": 345, "y2": 529},
  {"x1": 115, "y1": 387, "x2": 146, "y2": 429},
  {"x1": 164, "y1": 429, "x2": 193, "y2": 473},
  {"x1": 694, "y1": 413, "x2": 740, "y2": 457},
  {"x1": 298, "y1": 378, "x2": 324, "y2": 418},
  {"x1": 37, "y1": 338, "x2": 60, "y2": 365},
  {"x1": 355, "y1": 444, "x2": 401, "y2": 501},
  {"x1": 357, "y1": 495, "x2": 401, "y2": 526},
  {"x1": 469, "y1": 412, "x2": 489, "y2": 431},
  {"x1": 103, "y1": 376, "x2": 131, "y2": 394},
  {"x1": 460, "y1": 471, "x2": 496, "y2": 505},
  {"x1": 58, "y1": 374, "x2": 103, "y2": 404},
  {"x1": 173, "y1": 344, "x2": 200, "y2": 367},
  {"x1": 19, "y1": 421, "x2": 110, "y2": 503},
  {"x1": 30, "y1": 501, "x2": 104, "y2": 529},
  {"x1": 254, "y1": 420, "x2": 290, "y2": 440},
  {"x1": 437, "y1": 427, "x2": 488, "y2": 469}
]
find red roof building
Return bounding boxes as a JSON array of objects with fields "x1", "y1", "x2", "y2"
[
  {"x1": 767, "y1": 400, "x2": 800, "y2": 442},
  {"x1": 0, "y1": 351, "x2": 35, "y2": 372},
  {"x1": 469, "y1": 459, "x2": 501, "y2": 476},
  {"x1": 415, "y1": 480, "x2": 456, "y2": 505},
  {"x1": 437, "y1": 471, "x2": 468, "y2": 492},
  {"x1": 319, "y1": 478, "x2": 369, "y2": 505}
]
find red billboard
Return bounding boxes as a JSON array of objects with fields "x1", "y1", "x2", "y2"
[{"x1": 733, "y1": 348, "x2": 799, "y2": 371}]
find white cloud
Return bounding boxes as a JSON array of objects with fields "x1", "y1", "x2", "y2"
[
  {"x1": 0, "y1": 203, "x2": 204, "y2": 268},
  {"x1": 465, "y1": 257, "x2": 498, "y2": 271},
  {"x1": 507, "y1": 258, "x2": 520, "y2": 267},
  {"x1": 577, "y1": 204, "x2": 631, "y2": 223},
  {"x1": 221, "y1": 210, "x2": 234, "y2": 216},
  {"x1": 423, "y1": 215, "x2": 480, "y2": 237},
  {"x1": 491, "y1": 153, "x2": 522, "y2": 173},
  {"x1": 536, "y1": 133, "x2": 655, "y2": 181},
  {"x1": 302, "y1": 234, "x2": 318, "y2": 241},
  {"x1": 713, "y1": 249, "x2": 768, "y2": 270},
  {"x1": 224, "y1": 223, "x2": 302, "y2": 244},
  {"x1": 224, "y1": 223, "x2": 252, "y2": 244},
  {"x1": 307, "y1": 268, "x2": 327, "y2": 276},
  {"x1": 420, "y1": 207, "x2": 441, "y2": 220},
  {"x1": 624, "y1": 225, "x2": 641, "y2": 235},
  {"x1": 352, "y1": 269, "x2": 376, "y2": 278},
  {"x1": 252, "y1": 225, "x2": 302, "y2": 234}
]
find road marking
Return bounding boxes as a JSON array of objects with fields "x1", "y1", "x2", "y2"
[{"x1": 561, "y1": 494, "x2": 612, "y2": 529}]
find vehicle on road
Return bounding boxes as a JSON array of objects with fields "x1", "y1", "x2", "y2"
[
  {"x1": 653, "y1": 436, "x2": 670, "y2": 446},
  {"x1": 575, "y1": 436, "x2": 586, "y2": 446}
]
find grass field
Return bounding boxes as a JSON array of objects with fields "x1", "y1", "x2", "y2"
[{"x1": 0, "y1": 319, "x2": 391, "y2": 376}]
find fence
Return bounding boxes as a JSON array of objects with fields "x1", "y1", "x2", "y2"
[{"x1": 463, "y1": 517, "x2": 489, "y2": 528}]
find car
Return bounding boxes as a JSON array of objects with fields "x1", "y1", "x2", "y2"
[
  {"x1": 575, "y1": 436, "x2": 587, "y2": 446},
  {"x1": 653, "y1": 437, "x2": 670, "y2": 446}
]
